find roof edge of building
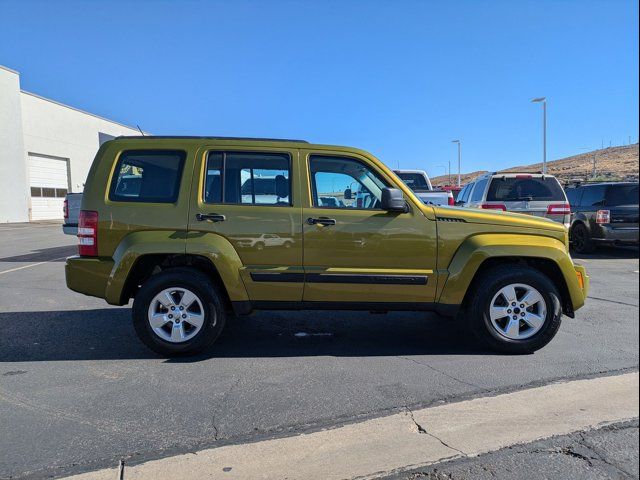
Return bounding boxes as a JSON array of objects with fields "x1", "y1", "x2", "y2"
[
  {"x1": 20, "y1": 89, "x2": 143, "y2": 133},
  {"x1": 0, "y1": 64, "x2": 20, "y2": 75}
]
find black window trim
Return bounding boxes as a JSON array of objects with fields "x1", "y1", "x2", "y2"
[
  {"x1": 308, "y1": 154, "x2": 391, "y2": 212},
  {"x1": 202, "y1": 150, "x2": 294, "y2": 208},
  {"x1": 108, "y1": 149, "x2": 187, "y2": 204}
]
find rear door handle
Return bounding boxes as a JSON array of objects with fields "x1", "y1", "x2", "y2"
[
  {"x1": 196, "y1": 213, "x2": 226, "y2": 222},
  {"x1": 307, "y1": 217, "x2": 336, "y2": 226}
]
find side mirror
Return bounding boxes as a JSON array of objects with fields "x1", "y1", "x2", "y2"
[
  {"x1": 381, "y1": 188, "x2": 407, "y2": 212},
  {"x1": 344, "y1": 188, "x2": 352, "y2": 200}
]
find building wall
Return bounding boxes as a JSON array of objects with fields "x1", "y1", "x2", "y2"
[
  {"x1": 0, "y1": 66, "x2": 30, "y2": 223},
  {"x1": 0, "y1": 64, "x2": 141, "y2": 222},
  {"x1": 20, "y1": 91, "x2": 140, "y2": 195}
]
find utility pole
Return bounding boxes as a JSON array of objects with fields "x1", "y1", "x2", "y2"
[
  {"x1": 451, "y1": 140, "x2": 461, "y2": 186},
  {"x1": 531, "y1": 98, "x2": 547, "y2": 174},
  {"x1": 580, "y1": 147, "x2": 598, "y2": 179}
]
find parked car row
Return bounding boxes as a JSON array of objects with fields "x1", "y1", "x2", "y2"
[{"x1": 449, "y1": 172, "x2": 638, "y2": 253}]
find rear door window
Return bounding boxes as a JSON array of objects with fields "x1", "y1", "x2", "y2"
[
  {"x1": 486, "y1": 177, "x2": 565, "y2": 202},
  {"x1": 110, "y1": 150, "x2": 185, "y2": 203},
  {"x1": 203, "y1": 151, "x2": 292, "y2": 206},
  {"x1": 579, "y1": 185, "x2": 606, "y2": 207},
  {"x1": 605, "y1": 184, "x2": 639, "y2": 206}
]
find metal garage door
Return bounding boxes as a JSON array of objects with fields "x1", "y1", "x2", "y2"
[{"x1": 28, "y1": 154, "x2": 69, "y2": 221}]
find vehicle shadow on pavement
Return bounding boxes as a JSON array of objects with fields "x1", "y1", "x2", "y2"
[
  {"x1": 0, "y1": 245, "x2": 76, "y2": 263},
  {"x1": 0, "y1": 308, "x2": 490, "y2": 362},
  {"x1": 572, "y1": 245, "x2": 639, "y2": 260}
]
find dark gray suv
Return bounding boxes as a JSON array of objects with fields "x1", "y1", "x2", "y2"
[{"x1": 565, "y1": 182, "x2": 639, "y2": 253}]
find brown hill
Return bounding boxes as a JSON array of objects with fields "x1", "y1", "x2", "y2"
[{"x1": 431, "y1": 144, "x2": 639, "y2": 186}]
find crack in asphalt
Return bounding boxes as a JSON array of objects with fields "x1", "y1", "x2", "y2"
[
  {"x1": 575, "y1": 427, "x2": 639, "y2": 478},
  {"x1": 396, "y1": 356, "x2": 489, "y2": 393},
  {"x1": 210, "y1": 376, "x2": 242, "y2": 442},
  {"x1": 404, "y1": 406, "x2": 467, "y2": 457}
]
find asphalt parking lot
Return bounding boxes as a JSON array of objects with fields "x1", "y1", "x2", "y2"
[{"x1": 0, "y1": 223, "x2": 638, "y2": 479}]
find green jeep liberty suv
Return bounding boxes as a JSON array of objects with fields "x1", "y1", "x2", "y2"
[{"x1": 65, "y1": 136, "x2": 589, "y2": 356}]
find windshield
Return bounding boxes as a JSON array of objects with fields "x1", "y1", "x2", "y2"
[
  {"x1": 396, "y1": 173, "x2": 430, "y2": 190},
  {"x1": 606, "y1": 184, "x2": 639, "y2": 206},
  {"x1": 486, "y1": 177, "x2": 565, "y2": 202}
]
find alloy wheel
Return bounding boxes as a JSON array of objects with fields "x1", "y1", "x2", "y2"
[
  {"x1": 147, "y1": 287, "x2": 209, "y2": 343},
  {"x1": 488, "y1": 283, "x2": 547, "y2": 340}
]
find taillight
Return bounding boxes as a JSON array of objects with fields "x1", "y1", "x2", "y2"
[
  {"x1": 78, "y1": 210, "x2": 98, "y2": 256},
  {"x1": 448, "y1": 195, "x2": 455, "y2": 206},
  {"x1": 547, "y1": 203, "x2": 571, "y2": 215},
  {"x1": 481, "y1": 204, "x2": 507, "y2": 211},
  {"x1": 515, "y1": 174, "x2": 533, "y2": 179},
  {"x1": 596, "y1": 210, "x2": 611, "y2": 224},
  {"x1": 63, "y1": 199, "x2": 69, "y2": 220}
]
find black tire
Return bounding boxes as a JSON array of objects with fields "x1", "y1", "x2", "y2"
[
  {"x1": 571, "y1": 223, "x2": 595, "y2": 254},
  {"x1": 466, "y1": 265, "x2": 562, "y2": 354},
  {"x1": 132, "y1": 268, "x2": 226, "y2": 356}
]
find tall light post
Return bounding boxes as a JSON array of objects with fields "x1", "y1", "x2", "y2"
[
  {"x1": 451, "y1": 140, "x2": 461, "y2": 186},
  {"x1": 531, "y1": 97, "x2": 547, "y2": 174}
]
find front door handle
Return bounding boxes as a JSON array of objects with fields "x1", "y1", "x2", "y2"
[
  {"x1": 307, "y1": 217, "x2": 336, "y2": 226},
  {"x1": 196, "y1": 213, "x2": 226, "y2": 222}
]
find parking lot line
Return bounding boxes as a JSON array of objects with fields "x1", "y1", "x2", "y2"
[
  {"x1": 62, "y1": 372, "x2": 638, "y2": 480},
  {"x1": 0, "y1": 256, "x2": 69, "y2": 275}
]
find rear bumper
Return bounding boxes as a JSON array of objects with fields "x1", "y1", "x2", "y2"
[
  {"x1": 62, "y1": 224, "x2": 78, "y2": 235},
  {"x1": 595, "y1": 225, "x2": 639, "y2": 245},
  {"x1": 65, "y1": 256, "x2": 113, "y2": 301}
]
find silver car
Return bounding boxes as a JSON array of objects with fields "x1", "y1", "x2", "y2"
[{"x1": 456, "y1": 172, "x2": 570, "y2": 227}]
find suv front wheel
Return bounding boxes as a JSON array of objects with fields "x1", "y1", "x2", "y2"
[
  {"x1": 466, "y1": 265, "x2": 562, "y2": 354},
  {"x1": 132, "y1": 268, "x2": 226, "y2": 356}
]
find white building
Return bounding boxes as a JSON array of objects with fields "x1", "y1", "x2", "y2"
[{"x1": 0, "y1": 65, "x2": 142, "y2": 223}]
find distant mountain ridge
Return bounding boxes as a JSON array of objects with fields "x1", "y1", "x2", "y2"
[{"x1": 431, "y1": 143, "x2": 639, "y2": 186}]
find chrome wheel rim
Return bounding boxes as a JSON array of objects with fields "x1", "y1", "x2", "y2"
[
  {"x1": 489, "y1": 283, "x2": 547, "y2": 340},
  {"x1": 147, "y1": 287, "x2": 207, "y2": 343}
]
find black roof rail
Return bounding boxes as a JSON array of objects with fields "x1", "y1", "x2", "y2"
[{"x1": 113, "y1": 135, "x2": 309, "y2": 143}]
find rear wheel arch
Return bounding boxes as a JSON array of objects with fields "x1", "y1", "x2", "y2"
[
  {"x1": 121, "y1": 254, "x2": 232, "y2": 311},
  {"x1": 570, "y1": 218, "x2": 590, "y2": 235}
]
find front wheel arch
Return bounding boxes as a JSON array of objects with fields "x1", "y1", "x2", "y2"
[{"x1": 459, "y1": 256, "x2": 573, "y2": 318}]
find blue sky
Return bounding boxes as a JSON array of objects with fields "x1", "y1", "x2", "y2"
[{"x1": 1, "y1": 0, "x2": 638, "y2": 177}]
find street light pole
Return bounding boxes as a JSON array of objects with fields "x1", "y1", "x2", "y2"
[
  {"x1": 451, "y1": 140, "x2": 461, "y2": 186},
  {"x1": 531, "y1": 97, "x2": 547, "y2": 174}
]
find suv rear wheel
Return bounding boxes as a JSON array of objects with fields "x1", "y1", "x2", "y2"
[
  {"x1": 571, "y1": 223, "x2": 595, "y2": 254},
  {"x1": 466, "y1": 265, "x2": 562, "y2": 354},
  {"x1": 132, "y1": 268, "x2": 226, "y2": 356}
]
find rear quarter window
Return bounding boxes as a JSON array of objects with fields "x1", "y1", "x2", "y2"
[
  {"x1": 470, "y1": 179, "x2": 488, "y2": 202},
  {"x1": 109, "y1": 150, "x2": 186, "y2": 203},
  {"x1": 486, "y1": 177, "x2": 565, "y2": 202},
  {"x1": 606, "y1": 184, "x2": 639, "y2": 206}
]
